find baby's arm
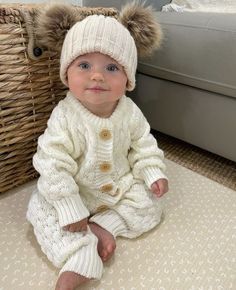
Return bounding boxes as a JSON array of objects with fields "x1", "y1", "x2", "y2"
[
  {"x1": 128, "y1": 99, "x2": 168, "y2": 189},
  {"x1": 34, "y1": 102, "x2": 90, "y2": 228}
]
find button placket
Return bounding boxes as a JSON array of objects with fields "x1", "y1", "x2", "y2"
[
  {"x1": 100, "y1": 183, "x2": 113, "y2": 193},
  {"x1": 99, "y1": 161, "x2": 112, "y2": 173},
  {"x1": 99, "y1": 128, "x2": 112, "y2": 141},
  {"x1": 96, "y1": 124, "x2": 115, "y2": 195},
  {"x1": 97, "y1": 126, "x2": 113, "y2": 176},
  {"x1": 96, "y1": 205, "x2": 109, "y2": 213}
]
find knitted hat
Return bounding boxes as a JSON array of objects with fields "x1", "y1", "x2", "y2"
[
  {"x1": 60, "y1": 15, "x2": 137, "y2": 91},
  {"x1": 36, "y1": 2, "x2": 163, "y2": 91}
]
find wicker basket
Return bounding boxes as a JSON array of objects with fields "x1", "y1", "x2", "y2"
[{"x1": 0, "y1": 4, "x2": 118, "y2": 193}]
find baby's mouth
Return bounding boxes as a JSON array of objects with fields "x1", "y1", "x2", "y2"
[{"x1": 87, "y1": 86, "x2": 108, "y2": 92}]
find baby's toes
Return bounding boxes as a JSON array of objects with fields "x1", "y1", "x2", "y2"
[{"x1": 103, "y1": 243, "x2": 116, "y2": 262}]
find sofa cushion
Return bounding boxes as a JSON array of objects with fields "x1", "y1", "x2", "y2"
[
  {"x1": 138, "y1": 12, "x2": 236, "y2": 99},
  {"x1": 82, "y1": 0, "x2": 171, "y2": 11},
  {"x1": 169, "y1": 0, "x2": 236, "y2": 13}
]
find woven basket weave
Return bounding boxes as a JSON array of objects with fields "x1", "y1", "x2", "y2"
[{"x1": 0, "y1": 4, "x2": 118, "y2": 193}]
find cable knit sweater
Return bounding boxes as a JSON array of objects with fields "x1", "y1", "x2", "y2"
[{"x1": 33, "y1": 92, "x2": 167, "y2": 228}]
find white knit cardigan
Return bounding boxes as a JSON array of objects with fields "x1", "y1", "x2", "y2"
[{"x1": 33, "y1": 92, "x2": 167, "y2": 228}]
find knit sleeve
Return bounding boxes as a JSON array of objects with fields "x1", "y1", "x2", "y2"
[
  {"x1": 33, "y1": 103, "x2": 89, "y2": 227},
  {"x1": 127, "y1": 100, "x2": 167, "y2": 188}
]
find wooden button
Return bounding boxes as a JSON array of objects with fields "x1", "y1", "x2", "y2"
[
  {"x1": 99, "y1": 162, "x2": 111, "y2": 172},
  {"x1": 99, "y1": 129, "x2": 112, "y2": 140},
  {"x1": 100, "y1": 184, "x2": 113, "y2": 193},
  {"x1": 96, "y1": 205, "x2": 109, "y2": 213}
]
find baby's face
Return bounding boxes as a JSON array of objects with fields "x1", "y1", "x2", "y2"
[{"x1": 67, "y1": 52, "x2": 127, "y2": 109}]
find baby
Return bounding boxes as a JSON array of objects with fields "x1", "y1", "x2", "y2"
[{"x1": 27, "y1": 4, "x2": 168, "y2": 290}]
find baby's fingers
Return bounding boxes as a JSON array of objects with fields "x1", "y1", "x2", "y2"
[
  {"x1": 79, "y1": 223, "x2": 88, "y2": 232},
  {"x1": 63, "y1": 225, "x2": 70, "y2": 231},
  {"x1": 63, "y1": 224, "x2": 80, "y2": 232},
  {"x1": 157, "y1": 179, "x2": 169, "y2": 196},
  {"x1": 151, "y1": 182, "x2": 160, "y2": 195}
]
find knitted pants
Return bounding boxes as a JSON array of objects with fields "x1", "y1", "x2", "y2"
[{"x1": 27, "y1": 182, "x2": 162, "y2": 279}]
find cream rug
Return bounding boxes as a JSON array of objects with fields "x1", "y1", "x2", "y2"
[{"x1": 0, "y1": 160, "x2": 235, "y2": 290}]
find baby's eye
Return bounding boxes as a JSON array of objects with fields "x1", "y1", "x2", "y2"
[
  {"x1": 106, "y1": 64, "x2": 119, "y2": 72},
  {"x1": 78, "y1": 62, "x2": 90, "y2": 70}
]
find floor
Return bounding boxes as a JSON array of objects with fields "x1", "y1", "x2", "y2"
[{"x1": 0, "y1": 133, "x2": 235, "y2": 290}]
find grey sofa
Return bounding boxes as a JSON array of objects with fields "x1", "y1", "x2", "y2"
[{"x1": 82, "y1": 1, "x2": 236, "y2": 162}]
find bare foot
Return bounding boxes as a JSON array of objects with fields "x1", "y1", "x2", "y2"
[
  {"x1": 55, "y1": 271, "x2": 89, "y2": 290},
  {"x1": 89, "y1": 222, "x2": 116, "y2": 262}
]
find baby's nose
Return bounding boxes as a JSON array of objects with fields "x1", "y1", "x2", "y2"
[{"x1": 91, "y1": 72, "x2": 105, "y2": 82}]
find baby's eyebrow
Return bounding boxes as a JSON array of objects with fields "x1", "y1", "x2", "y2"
[{"x1": 77, "y1": 58, "x2": 89, "y2": 62}]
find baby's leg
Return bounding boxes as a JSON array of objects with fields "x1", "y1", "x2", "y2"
[
  {"x1": 114, "y1": 182, "x2": 163, "y2": 238},
  {"x1": 90, "y1": 182, "x2": 162, "y2": 241},
  {"x1": 89, "y1": 208, "x2": 129, "y2": 261},
  {"x1": 89, "y1": 222, "x2": 116, "y2": 262},
  {"x1": 55, "y1": 271, "x2": 88, "y2": 290},
  {"x1": 27, "y1": 192, "x2": 103, "y2": 290}
]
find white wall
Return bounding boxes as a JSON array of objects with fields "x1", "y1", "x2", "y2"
[{"x1": 0, "y1": 0, "x2": 82, "y2": 4}]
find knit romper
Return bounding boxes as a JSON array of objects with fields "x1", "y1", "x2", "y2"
[{"x1": 27, "y1": 93, "x2": 167, "y2": 279}]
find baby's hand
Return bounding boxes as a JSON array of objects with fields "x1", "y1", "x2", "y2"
[
  {"x1": 63, "y1": 218, "x2": 88, "y2": 233},
  {"x1": 151, "y1": 178, "x2": 169, "y2": 198}
]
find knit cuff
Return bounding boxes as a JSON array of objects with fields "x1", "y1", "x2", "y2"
[
  {"x1": 53, "y1": 195, "x2": 90, "y2": 227},
  {"x1": 60, "y1": 235, "x2": 103, "y2": 279},
  {"x1": 89, "y1": 210, "x2": 128, "y2": 238},
  {"x1": 142, "y1": 166, "x2": 168, "y2": 188}
]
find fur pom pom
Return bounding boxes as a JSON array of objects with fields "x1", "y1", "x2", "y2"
[
  {"x1": 119, "y1": 1, "x2": 163, "y2": 57},
  {"x1": 35, "y1": 3, "x2": 79, "y2": 51}
]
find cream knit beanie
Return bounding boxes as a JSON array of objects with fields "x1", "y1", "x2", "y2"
[{"x1": 60, "y1": 15, "x2": 137, "y2": 91}]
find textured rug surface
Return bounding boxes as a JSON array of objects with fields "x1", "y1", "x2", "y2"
[
  {"x1": 0, "y1": 159, "x2": 235, "y2": 290},
  {"x1": 154, "y1": 131, "x2": 236, "y2": 191}
]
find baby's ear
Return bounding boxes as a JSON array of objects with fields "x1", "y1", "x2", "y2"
[
  {"x1": 35, "y1": 3, "x2": 80, "y2": 52},
  {"x1": 119, "y1": 1, "x2": 163, "y2": 57}
]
